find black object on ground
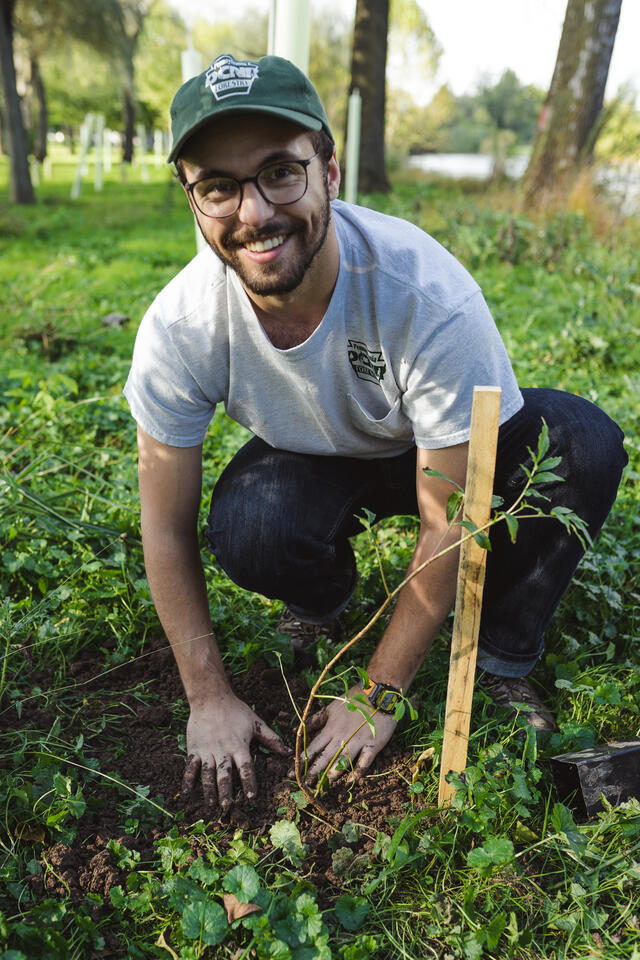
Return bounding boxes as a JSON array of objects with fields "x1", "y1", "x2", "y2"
[{"x1": 551, "y1": 740, "x2": 640, "y2": 819}]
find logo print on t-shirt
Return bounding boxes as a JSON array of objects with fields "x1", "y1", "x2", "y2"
[{"x1": 347, "y1": 340, "x2": 386, "y2": 384}]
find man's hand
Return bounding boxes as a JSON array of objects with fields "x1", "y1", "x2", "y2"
[
  {"x1": 181, "y1": 692, "x2": 291, "y2": 810},
  {"x1": 299, "y1": 686, "x2": 397, "y2": 785}
]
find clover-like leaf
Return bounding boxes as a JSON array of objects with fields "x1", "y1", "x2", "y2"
[
  {"x1": 222, "y1": 864, "x2": 260, "y2": 903},
  {"x1": 188, "y1": 857, "x2": 219, "y2": 886},
  {"x1": 467, "y1": 837, "x2": 514, "y2": 877},
  {"x1": 335, "y1": 894, "x2": 370, "y2": 931},
  {"x1": 270, "y1": 820, "x2": 305, "y2": 863},
  {"x1": 180, "y1": 898, "x2": 227, "y2": 946}
]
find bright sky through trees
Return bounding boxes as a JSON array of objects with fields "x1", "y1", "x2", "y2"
[{"x1": 174, "y1": 0, "x2": 639, "y2": 105}]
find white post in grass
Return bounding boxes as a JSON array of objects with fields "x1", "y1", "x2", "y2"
[
  {"x1": 94, "y1": 113, "x2": 104, "y2": 191},
  {"x1": 104, "y1": 129, "x2": 112, "y2": 173},
  {"x1": 345, "y1": 88, "x2": 361, "y2": 204},
  {"x1": 71, "y1": 112, "x2": 95, "y2": 199},
  {"x1": 180, "y1": 43, "x2": 206, "y2": 253},
  {"x1": 269, "y1": 0, "x2": 311, "y2": 74},
  {"x1": 154, "y1": 129, "x2": 163, "y2": 168}
]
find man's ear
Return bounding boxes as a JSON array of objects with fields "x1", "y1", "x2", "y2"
[{"x1": 327, "y1": 149, "x2": 341, "y2": 201}]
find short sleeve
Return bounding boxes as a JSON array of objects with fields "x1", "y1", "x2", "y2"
[
  {"x1": 123, "y1": 306, "x2": 216, "y2": 447},
  {"x1": 403, "y1": 291, "x2": 523, "y2": 449}
]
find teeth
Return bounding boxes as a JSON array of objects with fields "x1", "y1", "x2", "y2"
[{"x1": 245, "y1": 235, "x2": 285, "y2": 253}]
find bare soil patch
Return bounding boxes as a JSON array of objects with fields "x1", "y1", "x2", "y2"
[{"x1": 8, "y1": 638, "x2": 422, "y2": 901}]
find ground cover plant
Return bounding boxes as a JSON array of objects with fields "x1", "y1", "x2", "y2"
[{"x1": 0, "y1": 156, "x2": 639, "y2": 959}]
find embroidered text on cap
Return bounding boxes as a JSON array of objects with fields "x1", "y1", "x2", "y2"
[{"x1": 205, "y1": 55, "x2": 259, "y2": 101}]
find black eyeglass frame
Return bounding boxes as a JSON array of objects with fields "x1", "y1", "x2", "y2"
[{"x1": 183, "y1": 152, "x2": 320, "y2": 219}]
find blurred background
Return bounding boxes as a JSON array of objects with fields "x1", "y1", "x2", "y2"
[{"x1": 1, "y1": 0, "x2": 638, "y2": 209}]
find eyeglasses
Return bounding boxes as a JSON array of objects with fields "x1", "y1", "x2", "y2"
[{"x1": 184, "y1": 153, "x2": 320, "y2": 219}]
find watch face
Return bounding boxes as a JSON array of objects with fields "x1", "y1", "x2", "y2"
[
  {"x1": 378, "y1": 689, "x2": 400, "y2": 713},
  {"x1": 364, "y1": 681, "x2": 401, "y2": 714}
]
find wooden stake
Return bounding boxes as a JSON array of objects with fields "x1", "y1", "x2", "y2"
[{"x1": 438, "y1": 386, "x2": 501, "y2": 807}]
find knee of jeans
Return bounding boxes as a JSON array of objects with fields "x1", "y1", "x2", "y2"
[
  {"x1": 569, "y1": 408, "x2": 627, "y2": 485},
  {"x1": 206, "y1": 493, "x2": 332, "y2": 593}
]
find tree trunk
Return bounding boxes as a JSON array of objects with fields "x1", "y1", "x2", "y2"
[
  {"x1": 30, "y1": 56, "x2": 48, "y2": 164},
  {"x1": 121, "y1": 78, "x2": 135, "y2": 164},
  {"x1": 347, "y1": 0, "x2": 390, "y2": 194},
  {"x1": 0, "y1": 0, "x2": 34, "y2": 203},
  {"x1": 522, "y1": 0, "x2": 622, "y2": 205}
]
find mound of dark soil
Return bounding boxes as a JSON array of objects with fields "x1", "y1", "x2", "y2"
[{"x1": 10, "y1": 638, "x2": 424, "y2": 901}]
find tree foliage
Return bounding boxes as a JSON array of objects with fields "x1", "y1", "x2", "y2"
[{"x1": 595, "y1": 85, "x2": 640, "y2": 162}]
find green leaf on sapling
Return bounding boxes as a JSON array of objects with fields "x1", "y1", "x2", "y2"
[
  {"x1": 446, "y1": 490, "x2": 464, "y2": 523},
  {"x1": 504, "y1": 513, "x2": 519, "y2": 543}
]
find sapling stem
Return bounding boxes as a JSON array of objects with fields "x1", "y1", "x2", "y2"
[{"x1": 294, "y1": 429, "x2": 588, "y2": 809}]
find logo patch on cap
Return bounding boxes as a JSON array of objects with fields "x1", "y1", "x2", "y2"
[{"x1": 205, "y1": 54, "x2": 259, "y2": 101}]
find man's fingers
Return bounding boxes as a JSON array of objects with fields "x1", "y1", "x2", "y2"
[
  {"x1": 305, "y1": 708, "x2": 328, "y2": 733},
  {"x1": 201, "y1": 760, "x2": 218, "y2": 808},
  {"x1": 253, "y1": 718, "x2": 292, "y2": 756},
  {"x1": 350, "y1": 744, "x2": 379, "y2": 781},
  {"x1": 307, "y1": 741, "x2": 348, "y2": 782},
  {"x1": 216, "y1": 755, "x2": 234, "y2": 810},
  {"x1": 237, "y1": 757, "x2": 258, "y2": 801},
  {"x1": 181, "y1": 753, "x2": 201, "y2": 797}
]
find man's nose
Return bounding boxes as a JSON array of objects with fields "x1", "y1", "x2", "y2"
[{"x1": 236, "y1": 181, "x2": 275, "y2": 226}]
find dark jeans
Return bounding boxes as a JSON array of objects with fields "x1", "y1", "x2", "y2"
[{"x1": 206, "y1": 389, "x2": 627, "y2": 677}]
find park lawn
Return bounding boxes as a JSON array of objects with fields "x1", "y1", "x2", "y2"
[{"x1": 0, "y1": 157, "x2": 639, "y2": 960}]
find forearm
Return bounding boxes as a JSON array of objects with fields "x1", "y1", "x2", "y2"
[
  {"x1": 141, "y1": 525, "x2": 231, "y2": 703},
  {"x1": 365, "y1": 523, "x2": 460, "y2": 691}
]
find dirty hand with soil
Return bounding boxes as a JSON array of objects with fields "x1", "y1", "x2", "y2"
[
  {"x1": 181, "y1": 693, "x2": 291, "y2": 810},
  {"x1": 300, "y1": 688, "x2": 398, "y2": 784}
]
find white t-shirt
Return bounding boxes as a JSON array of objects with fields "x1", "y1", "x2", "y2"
[{"x1": 124, "y1": 200, "x2": 523, "y2": 457}]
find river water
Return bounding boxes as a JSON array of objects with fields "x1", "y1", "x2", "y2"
[{"x1": 406, "y1": 152, "x2": 640, "y2": 214}]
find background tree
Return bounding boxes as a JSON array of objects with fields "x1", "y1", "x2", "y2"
[
  {"x1": 15, "y1": 0, "x2": 93, "y2": 163},
  {"x1": 347, "y1": 0, "x2": 390, "y2": 193},
  {"x1": 346, "y1": 0, "x2": 440, "y2": 192},
  {"x1": 522, "y1": 0, "x2": 623, "y2": 205},
  {"x1": 477, "y1": 69, "x2": 543, "y2": 145},
  {"x1": 308, "y1": 6, "x2": 351, "y2": 153},
  {"x1": 0, "y1": 0, "x2": 34, "y2": 202},
  {"x1": 134, "y1": 3, "x2": 185, "y2": 131},
  {"x1": 111, "y1": 0, "x2": 155, "y2": 164}
]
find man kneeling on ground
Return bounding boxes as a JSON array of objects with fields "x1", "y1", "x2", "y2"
[{"x1": 124, "y1": 54, "x2": 627, "y2": 810}]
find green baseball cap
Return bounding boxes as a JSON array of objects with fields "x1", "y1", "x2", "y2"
[{"x1": 168, "y1": 53, "x2": 334, "y2": 163}]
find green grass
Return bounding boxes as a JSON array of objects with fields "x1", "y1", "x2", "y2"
[{"x1": 0, "y1": 156, "x2": 639, "y2": 959}]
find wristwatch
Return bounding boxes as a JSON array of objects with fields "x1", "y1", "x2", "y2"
[{"x1": 361, "y1": 679, "x2": 402, "y2": 714}]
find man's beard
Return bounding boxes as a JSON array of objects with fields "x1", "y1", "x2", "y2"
[{"x1": 204, "y1": 183, "x2": 331, "y2": 297}]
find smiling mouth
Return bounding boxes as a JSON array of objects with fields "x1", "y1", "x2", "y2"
[{"x1": 243, "y1": 234, "x2": 286, "y2": 253}]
